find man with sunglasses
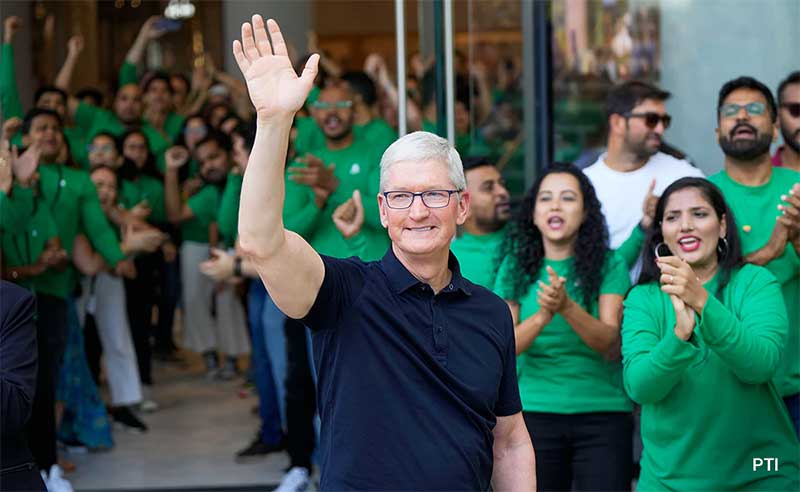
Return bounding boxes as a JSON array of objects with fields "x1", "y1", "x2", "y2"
[
  {"x1": 708, "y1": 76, "x2": 800, "y2": 438},
  {"x1": 774, "y1": 71, "x2": 800, "y2": 172},
  {"x1": 584, "y1": 81, "x2": 703, "y2": 268},
  {"x1": 233, "y1": 16, "x2": 534, "y2": 492}
]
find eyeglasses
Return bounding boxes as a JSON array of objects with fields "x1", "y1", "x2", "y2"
[
  {"x1": 720, "y1": 102, "x2": 766, "y2": 118},
  {"x1": 311, "y1": 100, "x2": 353, "y2": 110},
  {"x1": 382, "y1": 189, "x2": 461, "y2": 209},
  {"x1": 781, "y1": 102, "x2": 800, "y2": 118},
  {"x1": 624, "y1": 112, "x2": 672, "y2": 129}
]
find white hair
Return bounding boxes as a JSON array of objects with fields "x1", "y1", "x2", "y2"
[{"x1": 379, "y1": 131, "x2": 466, "y2": 192}]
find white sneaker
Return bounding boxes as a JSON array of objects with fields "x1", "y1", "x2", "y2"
[
  {"x1": 139, "y1": 399, "x2": 159, "y2": 413},
  {"x1": 273, "y1": 467, "x2": 310, "y2": 492},
  {"x1": 44, "y1": 465, "x2": 74, "y2": 492}
]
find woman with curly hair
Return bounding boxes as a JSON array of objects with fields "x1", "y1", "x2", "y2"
[
  {"x1": 622, "y1": 177, "x2": 798, "y2": 490},
  {"x1": 494, "y1": 162, "x2": 633, "y2": 491}
]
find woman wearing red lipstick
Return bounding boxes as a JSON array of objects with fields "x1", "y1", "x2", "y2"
[
  {"x1": 494, "y1": 163, "x2": 634, "y2": 491},
  {"x1": 622, "y1": 177, "x2": 798, "y2": 491}
]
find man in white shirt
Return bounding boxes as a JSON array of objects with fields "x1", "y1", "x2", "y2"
[{"x1": 584, "y1": 81, "x2": 704, "y2": 250}]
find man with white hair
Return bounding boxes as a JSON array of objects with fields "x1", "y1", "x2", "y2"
[{"x1": 233, "y1": 15, "x2": 535, "y2": 492}]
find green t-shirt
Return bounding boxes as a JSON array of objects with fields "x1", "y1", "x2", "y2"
[
  {"x1": 622, "y1": 264, "x2": 798, "y2": 491},
  {"x1": 294, "y1": 116, "x2": 326, "y2": 157},
  {"x1": 450, "y1": 229, "x2": 504, "y2": 290},
  {"x1": 119, "y1": 176, "x2": 166, "y2": 225},
  {"x1": 0, "y1": 185, "x2": 35, "y2": 234},
  {"x1": 709, "y1": 168, "x2": 800, "y2": 397},
  {"x1": 288, "y1": 140, "x2": 389, "y2": 260},
  {"x1": 217, "y1": 173, "x2": 243, "y2": 248},
  {"x1": 0, "y1": 202, "x2": 59, "y2": 293},
  {"x1": 494, "y1": 251, "x2": 632, "y2": 413},
  {"x1": 354, "y1": 118, "x2": 396, "y2": 156},
  {"x1": 181, "y1": 184, "x2": 220, "y2": 244},
  {"x1": 35, "y1": 163, "x2": 125, "y2": 297}
]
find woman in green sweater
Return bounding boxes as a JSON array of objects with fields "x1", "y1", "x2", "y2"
[
  {"x1": 494, "y1": 163, "x2": 633, "y2": 491},
  {"x1": 622, "y1": 177, "x2": 799, "y2": 491}
]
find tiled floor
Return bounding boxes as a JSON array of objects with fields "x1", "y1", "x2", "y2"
[{"x1": 65, "y1": 356, "x2": 289, "y2": 491}]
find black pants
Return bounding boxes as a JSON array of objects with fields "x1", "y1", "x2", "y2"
[
  {"x1": 523, "y1": 411, "x2": 633, "y2": 492},
  {"x1": 124, "y1": 253, "x2": 160, "y2": 385},
  {"x1": 154, "y1": 255, "x2": 179, "y2": 353},
  {"x1": 284, "y1": 317, "x2": 316, "y2": 471},
  {"x1": 26, "y1": 294, "x2": 68, "y2": 472}
]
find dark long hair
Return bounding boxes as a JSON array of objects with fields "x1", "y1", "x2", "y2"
[
  {"x1": 495, "y1": 162, "x2": 609, "y2": 307},
  {"x1": 637, "y1": 177, "x2": 743, "y2": 296},
  {"x1": 117, "y1": 128, "x2": 162, "y2": 181}
]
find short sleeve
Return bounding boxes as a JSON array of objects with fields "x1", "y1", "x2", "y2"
[
  {"x1": 301, "y1": 255, "x2": 368, "y2": 331},
  {"x1": 187, "y1": 186, "x2": 219, "y2": 225},
  {"x1": 493, "y1": 304, "x2": 523, "y2": 416},
  {"x1": 600, "y1": 251, "x2": 631, "y2": 296}
]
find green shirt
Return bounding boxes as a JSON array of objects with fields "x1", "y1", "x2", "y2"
[
  {"x1": 0, "y1": 201, "x2": 59, "y2": 294},
  {"x1": 0, "y1": 185, "x2": 35, "y2": 234},
  {"x1": 118, "y1": 61, "x2": 185, "y2": 142},
  {"x1": 450, "y1": 229, "x2": 504, "y2": 289},
  {"x1": 119, "y1": 176, "x2": 166, "y2": 224},
  {"x1": 181, "y1": 184, "x2": 220, "y2": 244},
  {"x1": 217, "y1": 173, "x2": 243, "y2": 248},
  {"x1": 354, "y1": 118, "x2": 396, "y2": 156},
  {"x1": 710, "y1": 168, "x2": 800, "y2": 397},
  {"x1": 622, "y1": 264, "x2": 799, "y2": 491},
  {"x1": 494, "y1": 251, "x2": 632, "y2": 413},
  {"x1": 287, "y1": 141, "x2": 389, "y2": 260},
  {"x1": 294, "y1": 116, "x2": 326, "y2": 157}
]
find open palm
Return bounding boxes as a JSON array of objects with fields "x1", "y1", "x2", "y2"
[{"x1": 232, "y1": 16, "x2": 319, "y2": 118}]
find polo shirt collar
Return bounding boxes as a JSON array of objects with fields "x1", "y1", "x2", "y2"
[{"x1": 381, "y1": 246, "x2": 472, "y2": 296}]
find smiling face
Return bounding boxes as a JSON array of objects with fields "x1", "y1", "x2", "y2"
[
  {"x1": 90, "y1": 166, "x2": 118, "y2": 209},
  {"x1": 24, "y1": 113, "x2": 63, "y2": 162},
  {"x1": 378, "y1": 159, "x2": 469, "y2": 257},
  {"x1": 716, "y1": 87, "x2": 776, "y2": 161},
  {"x1": 533, "y1": 172, "x2": 585, "y2": 247},
  {"x1": 312, "y1": 86, "x2": 355, "y2": 142},
  {"x1": 661, "y1": 187, "x2": 725, "y2": 270}
]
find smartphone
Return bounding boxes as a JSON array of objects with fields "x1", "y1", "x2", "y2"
[{"x1": 154, "y1": 18, "x2": 182, "y2": 32}]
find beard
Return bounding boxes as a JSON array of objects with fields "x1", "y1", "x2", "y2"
[
  {"x1": 780, "y1": 124, "x2": 800, "y2": 153},
  {"x1": 626, "y1": 132, "x2": 661, "y2": 161},
  {"x1": 201, "y1": 168, "x2": 227, "y2": 186},
  {"x1": 719, "y1": 123, "x2": 773, "y2": 160}
]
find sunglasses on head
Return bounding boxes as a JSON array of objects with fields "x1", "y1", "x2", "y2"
[
  {"x1": 782, "y1": 103, "x2": 800, "y2": 118},
  {"x1": 624, "y1": 112, "x2": 672, "y2": 129},
  {"x1": 720, "y1": 102, "x2": 766, "y2": 118}
]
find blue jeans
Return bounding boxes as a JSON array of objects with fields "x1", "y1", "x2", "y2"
[
  {"x1": 784, "y1": 393, "x2": 800, "y2": 439},
  {"x1": 247, "y1": 281, "x2": 285, "y2": 444}
]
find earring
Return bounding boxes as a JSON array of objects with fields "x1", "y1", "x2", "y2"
[
  {"x1": 654, "y1": 242, "x2": 670, "y2": 259},
  {"x1": 716, "y1": 237, "x2": 729, "y2": 259}
]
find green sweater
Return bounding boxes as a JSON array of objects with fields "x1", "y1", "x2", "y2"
[
  {"x1": 450, "y1": 229, "x2": 504, "y2": 289},
  {"x1": 495, "y1": 251, "x2": 632, "y2": 413},
  {"x1": 622, "y1": 264, "x2": 799, "y2": 491},
  {"x1": 710, "y1": 168, "x2": 800, "y2": 397}
]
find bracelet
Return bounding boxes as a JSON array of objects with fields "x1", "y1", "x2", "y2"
[{"x1": 233, "y1": 256, "x2": 242, "y2": 278}]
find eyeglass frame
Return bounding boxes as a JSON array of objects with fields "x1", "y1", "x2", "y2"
[
  {"x1": 719, "y1": 102, "x2": 767, "y2": 118},
  {"x1": 381, "y1": 189, "x2": 462, "y2": 209},
  {"x1": 310, "y1": 100, "x2": 354, "y2": 110},
  {"x1": 623, "y1": 111, "x2": 672, "y2": 129}
]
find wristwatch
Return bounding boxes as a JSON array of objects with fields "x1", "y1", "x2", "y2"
[{"x1": 233, "y1": 256, "x2": 243, "y2": 278}]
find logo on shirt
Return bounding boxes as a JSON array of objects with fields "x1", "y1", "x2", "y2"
[{"x1": 349, "y1": 163, "x2": 361, "y2": 175}]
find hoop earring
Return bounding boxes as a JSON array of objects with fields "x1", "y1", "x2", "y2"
[{"x1": 717, "y1": 237, "x2": 729, "y2": 259}]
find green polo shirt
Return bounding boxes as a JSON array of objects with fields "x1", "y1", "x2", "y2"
[
  {"x1": 450, "y1": 229, "x2": 504, "y2": 289},
  {"x1": 181, "y1": 184, "x2": 220, "y2": 244},
  {"x1": 494, "y1": 251, "x2": 632, "y2": 414},
  {"x1": 710, "y1": 167, "x2": 800, "y2": 397},
  {"x1": 0, "y1": 199, "x2": 59, "y2": 294}
]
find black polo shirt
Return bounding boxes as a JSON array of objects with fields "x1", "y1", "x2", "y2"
[{"x1": 302, "y1": 247, "x2": 521, "y2": 491}]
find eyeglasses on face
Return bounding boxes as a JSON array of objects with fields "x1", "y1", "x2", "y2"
[
  {"x1": 311, "y1": 100, "x2": 353, "y2": 110},
  {"x1": 624, "y1": 112, "x2": 672, "y2": 129},
  {"x1": 382, "y1": 189, "x2": 461, "y2": 209},
  {"x1": 720, "y1": 102, "x2": 766, "y2": 118},
  {"x1": 781, "y1": 102, "x2": 800, "y2": 118}
]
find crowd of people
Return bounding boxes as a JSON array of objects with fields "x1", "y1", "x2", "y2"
[{"x1": 1, "y1": 11, "x2": 799, "y2": 492}]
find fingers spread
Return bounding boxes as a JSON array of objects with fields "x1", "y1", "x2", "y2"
[
  {"x1": 251, "y1": 15, "x2": 272, "y2": 57},
  {"x1": 266, "y1": 18, "x2": 288, "y2": 57}
]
